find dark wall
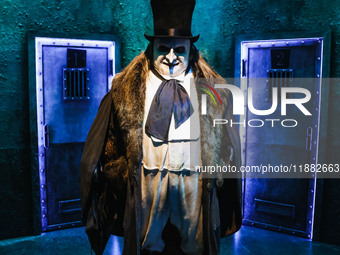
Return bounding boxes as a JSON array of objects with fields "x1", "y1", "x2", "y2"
[{"x1": 0, "y1": 0, "x2": 339, "y2": 244}]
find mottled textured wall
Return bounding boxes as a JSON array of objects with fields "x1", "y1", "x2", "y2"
[{"x1": 0, "y1": 0, "x2": 339, "y2": 243}]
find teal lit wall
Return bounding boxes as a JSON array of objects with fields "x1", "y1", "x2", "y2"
[{"x1": 0, "y1": 0, "x2": 339, "y2": 243}]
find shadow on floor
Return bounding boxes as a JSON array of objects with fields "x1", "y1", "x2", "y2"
[{"x1": 0, "y1": 225, "x2": 339, "y2": 255}]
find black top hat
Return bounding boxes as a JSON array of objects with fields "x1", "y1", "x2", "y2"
[{"x1": 144, "y1": 0, "x2": 199, "y2": 42}]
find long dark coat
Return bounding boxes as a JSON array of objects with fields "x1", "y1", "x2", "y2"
[{"x1": 80, "y1": 52, "x2": 242, "y2": 255}]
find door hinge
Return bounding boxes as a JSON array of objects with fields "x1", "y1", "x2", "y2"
[
  {"x1": 242, "y1": 59, "x2": 246, "y2": 77},
  {"x1": 44, "y1": 124, "x2": 49, "y2": 149},
  {"x1": 109, "y1": 59, "x2": 114, "y2": 76},
  {"x1": 306, "y1": 126, "x2": 313, "y2": 152}
]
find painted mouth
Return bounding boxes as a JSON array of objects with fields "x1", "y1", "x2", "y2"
[{"x1": 163, "y1": 62, "x2": 179, "y2": 67}]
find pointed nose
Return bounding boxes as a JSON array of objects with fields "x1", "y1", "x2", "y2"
[{"x1": 167, "y1": 48, "x2": 176, "y2": 64}]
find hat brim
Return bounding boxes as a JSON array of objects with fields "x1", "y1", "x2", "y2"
[{"x1": 144, "y1": 33, "x2": 200, "y2": 43}]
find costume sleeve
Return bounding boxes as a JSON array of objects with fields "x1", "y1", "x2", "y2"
[
  {"x1": 81, "y1": 93, "x2": 128, "y2": 254},
  {"x1": 218, "y1": 89, "x2": 243, "y2": 237},
  {"x1": 100, "y1": 106, "x2": 128, "y2": 191},
  {"x1": 81, "y1": 91, "x2": 113, "y2": 220}
]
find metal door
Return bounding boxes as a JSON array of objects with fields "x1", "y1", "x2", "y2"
[
  {"x1": 35, "y1": 37, "x2": 116, "y2": 231},
  {"x1": 239, "y1": 38, "x2": 323, "y2": 238}
]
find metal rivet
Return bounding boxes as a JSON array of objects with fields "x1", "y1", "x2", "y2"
[
  {"x1": 286, "y1": 42, "x2": 289, "y2": 45},
  {"x1": 310, "y1": 205, "x2": 313, "y2": 209},
  {"x1": 317, "y1": 57, "x2": 321, "y2": 61},
  {"x1": 313, "y1": 157, "x2": 315, "y2": 161},
  {"x1": 301, "y1": 41, "x2": 304, "y2": 44},
  {"x1": 311, "y1": 189, "x2": 314, "y2": 193},
  {"x1": 317, "y1": 74, "x2": 320, "y2": 78},
  {"x1": 309, "y1": 220, "x2": 312, "y2": 224}
]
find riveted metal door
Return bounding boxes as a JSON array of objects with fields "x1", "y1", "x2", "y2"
[
  {"x1": 35, "y1": 37, "x2": 116, "y2": 231},
  {"x1": 240, "y1": 38, "x2": 323, "y2": 238}
]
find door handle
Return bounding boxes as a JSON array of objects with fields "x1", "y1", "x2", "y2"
[
  {"x1": 306, "y1": 126, "x2": 313, "y2": 152},
  {"x1": 43, "y1": 124, "x2": 49, "y2": 149}
]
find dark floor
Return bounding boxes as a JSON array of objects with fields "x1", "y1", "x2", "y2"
[{"x1": 0, "y1": 225, "x2": 339, "y2": 255}]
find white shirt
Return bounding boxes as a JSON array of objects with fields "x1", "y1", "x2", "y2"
[{"x1": 142, "y1": 69, "x2": 201, "y2": 171}]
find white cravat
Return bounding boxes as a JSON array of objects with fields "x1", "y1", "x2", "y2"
[{"x1": 142, "y1": 69, "x2": 201, "y2": 171}]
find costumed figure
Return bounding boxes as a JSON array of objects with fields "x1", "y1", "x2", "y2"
[{"x1": 80, "y1": 0, "x2": 242, "y2": 254}]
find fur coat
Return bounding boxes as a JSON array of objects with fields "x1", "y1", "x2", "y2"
[{"x1": 80, "y1": 52, "x2": 242, "y2": 255}]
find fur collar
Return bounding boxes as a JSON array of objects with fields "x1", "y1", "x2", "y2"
[{"x1": 110, "y1": 52, "x2": 237, "y2": 186}]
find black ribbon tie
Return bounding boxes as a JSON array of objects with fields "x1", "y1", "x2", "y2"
[{"x1": 145, "y1": 79, "x2": 194, "y2": 142}]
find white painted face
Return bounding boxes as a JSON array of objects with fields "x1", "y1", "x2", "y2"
[{"x1": 153, "y1": 38, "x2": 191, "y2": 77}]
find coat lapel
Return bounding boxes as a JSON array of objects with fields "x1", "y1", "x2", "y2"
[{"x1": 111, "y1": 63, "x2": 147, "y2": 180}]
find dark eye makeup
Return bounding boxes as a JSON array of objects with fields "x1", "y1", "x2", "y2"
[
  {"x1": 158, "y1": 45, "x2": 171, "y2": 53},
  {"x1": 157, "y1": 45, "x2": 187, "y2": 54},
  {"x1": 174, "y1": 46, "x2": 186, "y2": 54}
]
